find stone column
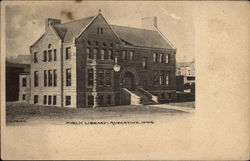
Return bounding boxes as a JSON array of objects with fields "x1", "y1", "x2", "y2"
[{"x1": 92, "y1": 53, "x2": 98, "y2": 108}]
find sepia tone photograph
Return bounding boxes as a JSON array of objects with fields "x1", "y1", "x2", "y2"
[
  {"x1": 1, "y1": 0, "x2": 249, "y2": 160},
  {"x1": 5, "y1": 2, "x2": 195, "y2": 125}
]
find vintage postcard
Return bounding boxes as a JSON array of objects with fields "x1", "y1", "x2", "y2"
[{"x1": 1, "y1": 0, "x2": 249, "y2": 160}]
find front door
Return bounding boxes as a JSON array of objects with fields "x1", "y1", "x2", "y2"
[{"x1": 122, "y1": 72, "x2": 135, "y2": 91}]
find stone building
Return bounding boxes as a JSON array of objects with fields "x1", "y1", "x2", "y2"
[{"x1": 20, "y1": 11, "x2": 177, "y2": 108}]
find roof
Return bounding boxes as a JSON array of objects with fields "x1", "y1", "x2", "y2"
[
  {"x1": 53, "y1": 16, "x2": 95, "y2": 42},
  {"x1": 110, "y1": 25, "x2": 173, "y2": 49},
  {"x1": 6, "y1": 55, "x2": 30, "y2": 65},
  {"x1": 51, "y1": 14, "x2": 174, "y2": 49}
]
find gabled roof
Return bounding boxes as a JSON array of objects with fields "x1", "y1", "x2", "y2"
[
  {"x1": 110, "y1": 25, "x2": 174, "y2": 49},
  {"x1": 53, "y1": 16, "x2": 95, "y2": 42},
  {"x1": 50, "y1": 14, "x2": 174, "y2": 49}
]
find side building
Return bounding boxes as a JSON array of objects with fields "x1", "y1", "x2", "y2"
[{"x1": 24, "y1": 11, "x2": 177, "y2": 108}]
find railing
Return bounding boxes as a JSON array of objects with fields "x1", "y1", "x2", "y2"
[
  {"x1": 121, "y1": 88, "x2": 141, "y2": 105},
  {"x1": 138, "y1": 88, "x2": 159, "y2": 103}
]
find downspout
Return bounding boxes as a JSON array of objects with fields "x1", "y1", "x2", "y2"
[{"x1": 60, "y1": 40, "x2": 64, "y2": 107}]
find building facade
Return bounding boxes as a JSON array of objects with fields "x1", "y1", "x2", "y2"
[{"x1": 21, "y1": 11, "x2": 177, "y2": 108}]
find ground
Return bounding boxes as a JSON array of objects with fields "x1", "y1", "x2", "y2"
[{"x1": 6, "y1": 101, "x2": 195, "y2": 125}]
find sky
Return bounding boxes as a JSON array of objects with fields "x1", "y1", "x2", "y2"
[{"x1": 5, "y1": 1, "x2": 195, "y2": 62}]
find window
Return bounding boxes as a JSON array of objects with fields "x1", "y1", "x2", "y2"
[
  {"x1": 66, "y1": 47, "x2": 71, "y2": 60},
  {"x1": 159, "y1": 71, "x2": 164, "y2": 85},
  {"x1": 161, "y1": 93, "x2": 165, "y2": 99},
  {"x1": 87, "y1": 40, "x2": 91, "y2": 45},
  {"x1": 86, "y1": 48, "x2": 93, "y2": 59},
  {"x1": 48, "y1": 70, "x2": 53, "y2": 87},
  {"x1": 166, "y1": 54, "x2": 169, "y2": 63},
  {"x1": 48, "y1": 50, "x2": 52, "y2": 61},
  {"x1": 153, "y1": 53, "x2": 157, "y2": 62},
  {"x1": 66, "y1": 96, "x2": 71, "y2": 106},
  {"x1": 122, "y1": 50, "x2": 126, "y2": 60},
  {"x1": 34, "y1": 71, "x2": 39, "y2": 87},
  {"x1": 22, "y1": 77, "x2": 27, "y2": 87},
  {"x1": 53, "y1": 70, "x2": 57, "y2": 86},
  {"x1": 154, "y1": 71, "x2": 158, "y2": 85},
  {"x1": 107, "y1": 95, "x2": 112, "y2": 104},
  {"x1": 43, "y1": 95, "x2": 47, "y2": 104},
  {"x1": 106, "y1": 71, "x2": 111, "y2": 86},
  {"x1": 160, "y1": 53, "x2": 164, "y2": 63},
  {"x1": 43, "y1": 51, "x2": 47, "y2": 62},
  {"x1": 165, "y1": 72, "x2": 169, "y2": 86},
  {"x1": 110, "y1": 43, "x2": 113, "y2": 47},
  {"x1": 101, "y1": 49, "x2": 105, "y2": 60},
  {"x1": 34, "y1": 95, "x2": 38, "y2": 104},
  {"x1": 53, "y1": 96, "x2": 57, "y2": 105},
  {"x1": 98, "y1": 70, "x2": 104, "y2": 86},
  {"x1": 66, "y1": 68, "x2": 71, "y2": 86},
  {"x1": 97, "y1": 27, "x2": 103, "y2": 34},
  {"x1": 33, "y1": 52, "x2": 38, "y2": 63},
  {"x1": 54, "y1": 49, "x2": 57, "y2": 61},
  {"x1": 87, "y1": 69, "x2": 93, "y2": 86},
  {"x1": 48, "y1": 95, "x2": 52, "y2": 105},
  {"x1": 44, "y1": 70, "x2": 47, "y2": 87},
  {"x1": 48, "y1": 44, "x2": 52, "y2": 49},
  {"x1": 108, "y1": 49, "x2": 113, "y2": 59},
  {"x1": 103, "y1": 42, "x2": 106, "y2": 46},
  {"x1": 98, "y1": 95, "x2": 104, "y2": 105},
  {"x1": 93, "y1": 48, "x2": 98, "y2": 59},
  {"x1": 88, "y1": 95, "x2": 94, "y2": 106},
  {"x1": 142, "y1": 57, "x2": 147, "y2": 69},
  {"x1": 95, "y1": 41, "x2": 99, "y2": 46},
  {"x1": 22, "y1": 94, "x2": 26, "y2": 100},
  {"x1": 104, "y1": 49, "x2": 109, "y2": 60},
  {"x1": 129, "y1": 51, "x2": 134, "y2": 60}
]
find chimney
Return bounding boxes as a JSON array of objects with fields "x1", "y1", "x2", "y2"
[
  {"x1": 141, "y1": 16, "x2": 157, "y2": 30},
  {"x1": 45, "y1": 18, "x2": 61, "y2": 31}
]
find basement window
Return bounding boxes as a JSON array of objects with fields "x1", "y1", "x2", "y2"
[
  {"x1": 22, "y1": 94, "x2": 26, "y2": 100},
  {"x1": 98, "y1": 95, "x2": 104, "y2": 105},
  {"x1": 107, "y1": 95, "x2": 112, "y2": 105},
  {"x1": 88, "y1": 95, "x2": 94, "y2": 106},
  {"x1": 43, "y1": 95, "x2": 47, "y2": 104},
  {"x1": 53, "y1": 96, "x2": 57, "y2": 105},
  {"x1": 34, "y1": 95, "x2": 38, "y2": 104},
  {"x1": 48, "y1": 95, "x2": 52, "y2": 105},
  {"x1": 66, "y1": 96, "x2": 71, "y2": 106}
]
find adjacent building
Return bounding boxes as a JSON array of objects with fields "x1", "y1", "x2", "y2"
[
  {"x1": 20, "y1": 11, "x2": 177, "y2": 108},
  {"x1": 6, "y1": 55, "x2": 30, "y2": 101},
  {"x1": 176, "y1": 60, "x2": 195, "y2": 93}
]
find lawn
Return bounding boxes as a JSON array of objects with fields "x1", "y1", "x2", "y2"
[{"x1": 6, "y1": 102, "x2": 190, "y2": 125}]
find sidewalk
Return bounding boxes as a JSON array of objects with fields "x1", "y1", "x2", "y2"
[{"x1": 148, "y1": 103, "x2": 195, "y2": 113}]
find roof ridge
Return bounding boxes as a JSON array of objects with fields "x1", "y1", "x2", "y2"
[
  {"x1": 111, "y1": 24, "x2": 156, "y2": 32},
  {"x1": 55, "y1": 16, "x2": 95, "y2": 26}
]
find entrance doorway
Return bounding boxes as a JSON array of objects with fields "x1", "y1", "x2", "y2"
[{"x1": 122, "y1": 72, "x2": 135, "y2": 91}]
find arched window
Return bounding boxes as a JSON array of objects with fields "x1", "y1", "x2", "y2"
[{"x1": 48, "y1": 44, "x2": 52, "y2": 49}]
